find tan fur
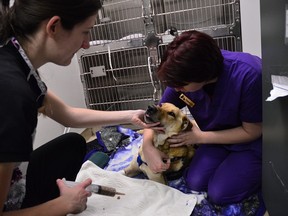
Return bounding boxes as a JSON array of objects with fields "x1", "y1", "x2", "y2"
[{"x1": 124, "y1": 103, "x2": 196, "y2": 184}]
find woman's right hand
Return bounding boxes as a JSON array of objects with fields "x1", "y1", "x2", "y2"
[
  {"x1": 144, "y1": 146, "x2": 171, "y2": 173},
  {"x1": 56, "y1": 178, "x2": 92, "y2": 214},
  {"x1": 142, "y1": 129, "x2": 170, "y2": 173}
]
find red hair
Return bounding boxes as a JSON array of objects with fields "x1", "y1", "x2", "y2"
[{"x1": 157, "y1": 30, "x2": 224, "y2": 87}]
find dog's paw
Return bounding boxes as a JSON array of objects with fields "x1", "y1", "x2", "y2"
[{"x1": 118, "y1": 169, "x2": 126, "y2": 175}]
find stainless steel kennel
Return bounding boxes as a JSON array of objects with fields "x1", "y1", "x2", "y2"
[{"x1": 77, "y1": 0, "x2": 241, "y2": 113}]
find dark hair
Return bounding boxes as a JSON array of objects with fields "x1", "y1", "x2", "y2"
[
  {"x1": 0, "y1": 0, "x2": 102, "y2": 43},
  {"x1": 157, "y1": 30, "x2": 224, "y2": 87}
]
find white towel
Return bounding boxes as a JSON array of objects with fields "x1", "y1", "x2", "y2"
[{"x1": 69, "y1": 161, "x2": 196, "y2": 216}]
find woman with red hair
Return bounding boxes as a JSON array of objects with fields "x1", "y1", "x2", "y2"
[{"x1": 143, "y1": 30, "x2": 262, "y2": 207}]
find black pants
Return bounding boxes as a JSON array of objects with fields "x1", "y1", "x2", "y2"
[{"x1": 21, "y1": 133, "x2": 87, "y2": 208}]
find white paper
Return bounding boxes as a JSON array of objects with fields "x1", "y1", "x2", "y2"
[
  {"x1": 69, "y1": 161, "x2": 197, "y2": 216},
  {"x1": 266, "y1": 75, "x2": 288, "y2": 101}
]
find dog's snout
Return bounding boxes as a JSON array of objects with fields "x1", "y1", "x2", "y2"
[
  {"x1": 146, "y1": 105, "x2": 158, "y2": 115},
  {"x1": 144, "y1": 105, "x2": 159, "y2": 123}
]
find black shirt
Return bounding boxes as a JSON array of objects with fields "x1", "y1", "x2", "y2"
[{"x1": 0, "y1": 41, "x2": 46, "y2": 162}]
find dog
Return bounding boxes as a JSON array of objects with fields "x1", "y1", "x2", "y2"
[{"x1": 123, "y1": 103, "x2": 196, "y2": 184}]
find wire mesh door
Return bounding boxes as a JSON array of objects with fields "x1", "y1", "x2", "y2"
[
  {"x1": 79, "y1": 46, "x2": 157, "y2": 111},
  {"x1": 77, "y1": 0, "x2": 241, "y2": 113}
]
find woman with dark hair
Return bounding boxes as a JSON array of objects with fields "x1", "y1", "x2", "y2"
[
  {"x1": 0, "y1": 0, "x2": 159, "y2": 215},
  {"x1": 143, "y1": 30, "x2": 262, "y2": 206}
]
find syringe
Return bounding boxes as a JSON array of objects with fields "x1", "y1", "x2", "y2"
[{"x1": 64, "y1": 180, "x2": 125, "y2": 197}]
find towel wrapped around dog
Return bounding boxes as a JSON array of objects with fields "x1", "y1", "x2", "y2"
[{"x1": 69, "y1": 161, "x2": 197, "y2": 216}]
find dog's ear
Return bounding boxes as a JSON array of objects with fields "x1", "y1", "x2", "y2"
[{"x1": 181, "y1": 117, "x2": 193, "y2": 131}]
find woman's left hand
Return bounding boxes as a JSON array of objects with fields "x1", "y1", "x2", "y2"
[
  {"x1": 168, "y1": 125, "x2": 203, "y2": 147},
  {"x1": 131, "y1": 109, "x2": 163, "y2": 130}
]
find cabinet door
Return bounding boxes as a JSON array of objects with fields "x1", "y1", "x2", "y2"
[{"x1": 261, "y1": 0, "x2": 288, "y2": 215}]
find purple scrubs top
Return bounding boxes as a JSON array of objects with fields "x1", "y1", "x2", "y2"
[{"x1": 160, "y1": 50, "x2": 262, "y2": 153}]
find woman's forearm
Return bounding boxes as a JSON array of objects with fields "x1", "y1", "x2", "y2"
[
  {"x1": 49, "y1": 107, "x2": 139, "y2": 128},
  {"x1": 41, "y1": 90, "x2": 149, "y2": 129},
  {"x1": 199, "y1": 122, "x2": 262, "y2": 145}
]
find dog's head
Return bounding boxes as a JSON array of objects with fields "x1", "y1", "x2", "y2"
[{"x1": 144, "y1": 103, "x2": 192, "y2": 133}]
